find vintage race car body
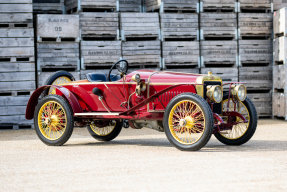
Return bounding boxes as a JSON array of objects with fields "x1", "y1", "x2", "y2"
[{"x1": 26, "y1": 60, "x2": 257, "y2": 151}]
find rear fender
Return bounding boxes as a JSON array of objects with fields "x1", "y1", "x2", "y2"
[{"x1": 25, "y1": 85, "x2": 82, "y2": 120}]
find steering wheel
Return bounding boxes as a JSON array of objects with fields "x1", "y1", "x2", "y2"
[{"x1": 108, "y1": 59, "x2": 129, "y2": 82}]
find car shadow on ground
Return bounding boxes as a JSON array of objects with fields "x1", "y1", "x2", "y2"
[{"x1": 66, "y1": 138, "x2": 287, "y2": 152}]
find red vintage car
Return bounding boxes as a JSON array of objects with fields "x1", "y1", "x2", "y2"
[{"x1": 26, "y1": 60, "x2": 257, "y2": 151}]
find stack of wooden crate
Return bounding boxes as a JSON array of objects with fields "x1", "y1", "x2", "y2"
[
  {"x1": 36, "y1": 14, "x2": 80, "y2": 86},
  {"x1": 33, "y1": 0, "x2": 65, "y2": 14},
  {"x1": 238, "y1": 0, "x2": 273, "y2": 118},
  {"x1": 273, "y1": 7, "x2": 287, "y2": 120},
  {"x1": 199, "y1": 0, "x2": 238, "y2": 87},
  {"x1": 0, "y1": 0, "x2": 35, "y2": 129}
]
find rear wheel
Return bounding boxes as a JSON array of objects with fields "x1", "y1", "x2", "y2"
[
  {"x1": 87, "y1": 120, "x2": 123, "y2": 141},
  {"x1": 44, "y1": 71, "x2": 75, "y2": 95},
  {"x1": 34, "y1": 95, "x2": 74, "y2": 146},
  {"x1": 164, "y1": 93, "x2": 214, "y2": 151},
  {"x1": 214, "y1": 93, "x2": 257, "y2": 145}
]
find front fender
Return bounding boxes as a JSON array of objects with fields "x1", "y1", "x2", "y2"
[{"x1": 25, "y1": 85, "x2": 82, "y2": 120}]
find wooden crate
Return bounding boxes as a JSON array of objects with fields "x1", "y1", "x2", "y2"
[
  {"x1": 122, "y1": 40, "x2": 161, "y2": 67},
  {"x1": 0, "y1": 95, "x2": 33, "y2": 128},
  {"x1": 248, "y1": 93, "x2": 272, "y2": 117},
  {"x1": 273, "y1": 0, "x2": 287, "y2": 11},
  {"x1": 162, "y1": 41, "x2": 199, "y2": 68},
  {"x1": 165, "y1": 68, "x2": 200, "y2": 73},
  {"x1": 273, "y1": 92, "x2": 287, "y2": 119},
  {"x1": 37, "y1": 71, "x2": 80, "y2": 87},
  {"x1": 273, "y1": 36, "x2": 287, "y2": 64},
  {"x1": 37, "y1": 42, "x2": 80, "y2": 71},
  {"x1": 120, "y1": 13, "x2": 159, "y2": 40},
  {"x1": 201, "y1": 67, "x2": 238, "y2": 85},
  {"x1": 200, "y1": 0, "x2": 236, "y2": 12},
  {"x1": 146, "y1": 0, "x2": 198, "y2": 12},
  {"x1": 274, "y1": 8, "x2": 287, "y2": 38},
  {"x1": 273, "y1": 65, "x2": 287, "y2": 90},
  {"x1": 81, "y1": 41, "x2": 121, "y2": 69},
  {"x1": 238, "y1": 13, "x2": 272, "y2": 38},
  {"x1": 200, "y1": 41, "x2": 237, "y2": 67},
  {"x1": 200, "y1": 13, "x2": 237, "y2": 40},
  {"x1": 238, "y1": 0, "x2": 271, "y2": 11},
  {"x1": 118, "y1": 0, "x2": 142, "y2": 12},
  {"x1": 65, "y1": 0, "x2": 117, "y2": 13},
  {"x1": 0, "y1": 28, "x2": 34, "y2": 38},
  {"x1": 80, "y1": 12, "x2": 119, "y2": 40},
  {"x1": 33, "y1": 0, "x2": 64, "y2": 14},
  {"x1": 239, "y1": 66, "x2": 272, "y2": 90},
  {"x1": 239, "y1": 40, "x2": 272, "y2": 66},
  {"x1": 160, "y1": 13, "x2": 198, "y2": 40},
  {"x1": 37, "y1": 14, "x2": 79, "y2": 42},
  {"x1": 0, "y1": 0, "x2": 33, "y2": 28}
]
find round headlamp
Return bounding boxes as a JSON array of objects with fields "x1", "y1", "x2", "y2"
[
  {"x1": 231, "y1": 85, "x2": 246, "y2": 101},
  {"x1": 131, "y1": 74, "x2": 141, "y2": 83},
  {"x1": 206, "y1": 85, "x2": 223, "y2": 103}
]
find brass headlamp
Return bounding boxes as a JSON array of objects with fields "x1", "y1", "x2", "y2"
[
  {"x1": 231, "y1": 84, "x2": 246, "y2": 101},
  {"x1": 131, "y1": 74, "x2": 146, "y2": 95},
  {"x1": 206, "y1": 85, "x2": 223, "y2": 103}
]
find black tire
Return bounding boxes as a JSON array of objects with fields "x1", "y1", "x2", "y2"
[
  {"x1": 214, "y1": 93, "x2": 257, "y2": 145},
  {"x1": 164, "y1": 93, "x2": 214, "y2": 151},
  {"x1": 34, "y1": 95, "x2": 74, "y2": 146},
  {"x1": 43, "y1": 71, "x2": 75, "y2": 95},
  {"x1": 87, "y1": 120, "x2": 123, "y2": 141}
]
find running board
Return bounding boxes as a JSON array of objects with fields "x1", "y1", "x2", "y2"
[{"x1": 74, "y1": 113, "x2": 119, "y2": 116}]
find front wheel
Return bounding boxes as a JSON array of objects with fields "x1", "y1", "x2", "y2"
[
  {"x1": 164, "y1": 93, "x2": 214, "y2": 151},
  {"x1": 34, "y1": 95, "x2": 74, "y2": 146},
  {"x1": 87, "y1": 120, "x2": 123, "y2": 141},
  {"x1": 214, "y1": 93, "x2": 257, "y2": 145}
]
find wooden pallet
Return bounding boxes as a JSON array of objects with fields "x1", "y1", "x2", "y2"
[
  {"x1": 274, "y1": 8, "x2": 287, "y2": 38},
  {"x1": 238, "y1": 13, "x2": 272, "y2": 38},
  {"x1": 37, "y1": 71, "x2": 80, "y2": 87},
  {"x1": 37, "y1": 14, "x2": 80, "y2": 42},
  {"x1": 81, "y1": 41, "x2": 121, "y2": 69},
  {"x1": 118, "y1": 0, "x2": 142, "y2": 12},
  {"x1": 122, "y1": 40, "x2": 161, "y2": 67},
  {"x1": 65, "y1": 0, "x2": 117, "y2": 13},
  {"x1": 248, "y1": 93, "x2": 272, "y2": 117},
  {"x1": 200, "y1": 0, "x2": 236, "y2": 12},
  {"x1": 200, "y1": 41, "x2": 237, "y2": 67},
  {"x1": 239, "y1": 66, "x2": 272, "y2": 90},
  {"x1": 146, "y1": 0, "x2": 198, "y2": 12},
  {"x1": 80, "y1": 12, "x2": 119, "y2": 40},
  {"x1": 273, "y1": 36, "x2": 287, "y2": 64},
  {"x1": 162, "y1": 41, "x2": 200, "y2": 68},
  {"x1": 239, "y1": 40, "x2": 272, "y2": 66},
  {"x1": 121, "y1": 13, "x2": 160, "y2": 40},
  {"x1": 33, "y1": 0, "x2": 64, "y2": 14},
  {"x1": 273, "y1": 0, "x2": 287, "y2": 11},
  {"x1": 273, "y1": 92, "x2": 287, "y2": 120},
  {"x1": 201, "y1": 67, "x2": 238, "y2": 86},
  {"x1": 200, "y1": 13, "x2": 237, "y2": 40},
  {"x1": 37, "y1": 42, "x2": 80, "y2": 71},
  {"x1": 0, "y1": 1, "x2": 33, "y2": 28},
  {"x1": 238, "y1": 0, "x2": 271, "y2": 12},
  {"x1": 160, "y1": 13, "x2": 198, "y2": 40},
  {"x1": 273, "y1": 65, "x2": 287, "y2": 90}
]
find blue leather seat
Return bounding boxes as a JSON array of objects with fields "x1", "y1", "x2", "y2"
[{"x1": 86, "y1": 73, "x2": 121, "y2": 82}]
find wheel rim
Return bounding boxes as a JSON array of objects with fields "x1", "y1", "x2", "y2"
[
  {"x1": 168, "y1": 100, "x2": 206, "y2": 145},
  {"x1": 49, "y1": 76, "x2": 71, "y2": 94},
  {"x1": 220, "y1": 99, "x2": 250, "y2": 139},
  {"x1": 90, "y1": 121, "x2": 116, "y2": 136},
  {"x1": 37, "y1": 101, "x2": 67, "y2": 140}
]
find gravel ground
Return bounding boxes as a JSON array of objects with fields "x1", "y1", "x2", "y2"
[{"x1": 1, "y1": 119, "x2": 287, "y2": 192}]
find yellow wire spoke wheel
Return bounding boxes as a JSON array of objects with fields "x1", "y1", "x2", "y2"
[
  {"x1": 34, "y1": 95, "x2": 74, "y2": 146},
  {"x1": 87, "y1": 120, "x2": 123, "y2": 142},
  {"x1": 90, "y1": 121, "x2": 116, "y2": 136},
  {"x1": 220, "y1": 99, "x2": 250, "y2": 140},
  {"x1": 168, "y1": 100, "x2": 206, "y2": 145},
  {"x1": 164, "y1": 93, "x2": 214, "y2": 151},
  {"x1": 215, "y1": 94, "x2": 257, "y2": 146},
  {"x1": 49, "y1": 76, "x2": 72, "y2": 95},
  {"x1": 38, "y1": 101, "x2": 67, "y2": 140}
]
